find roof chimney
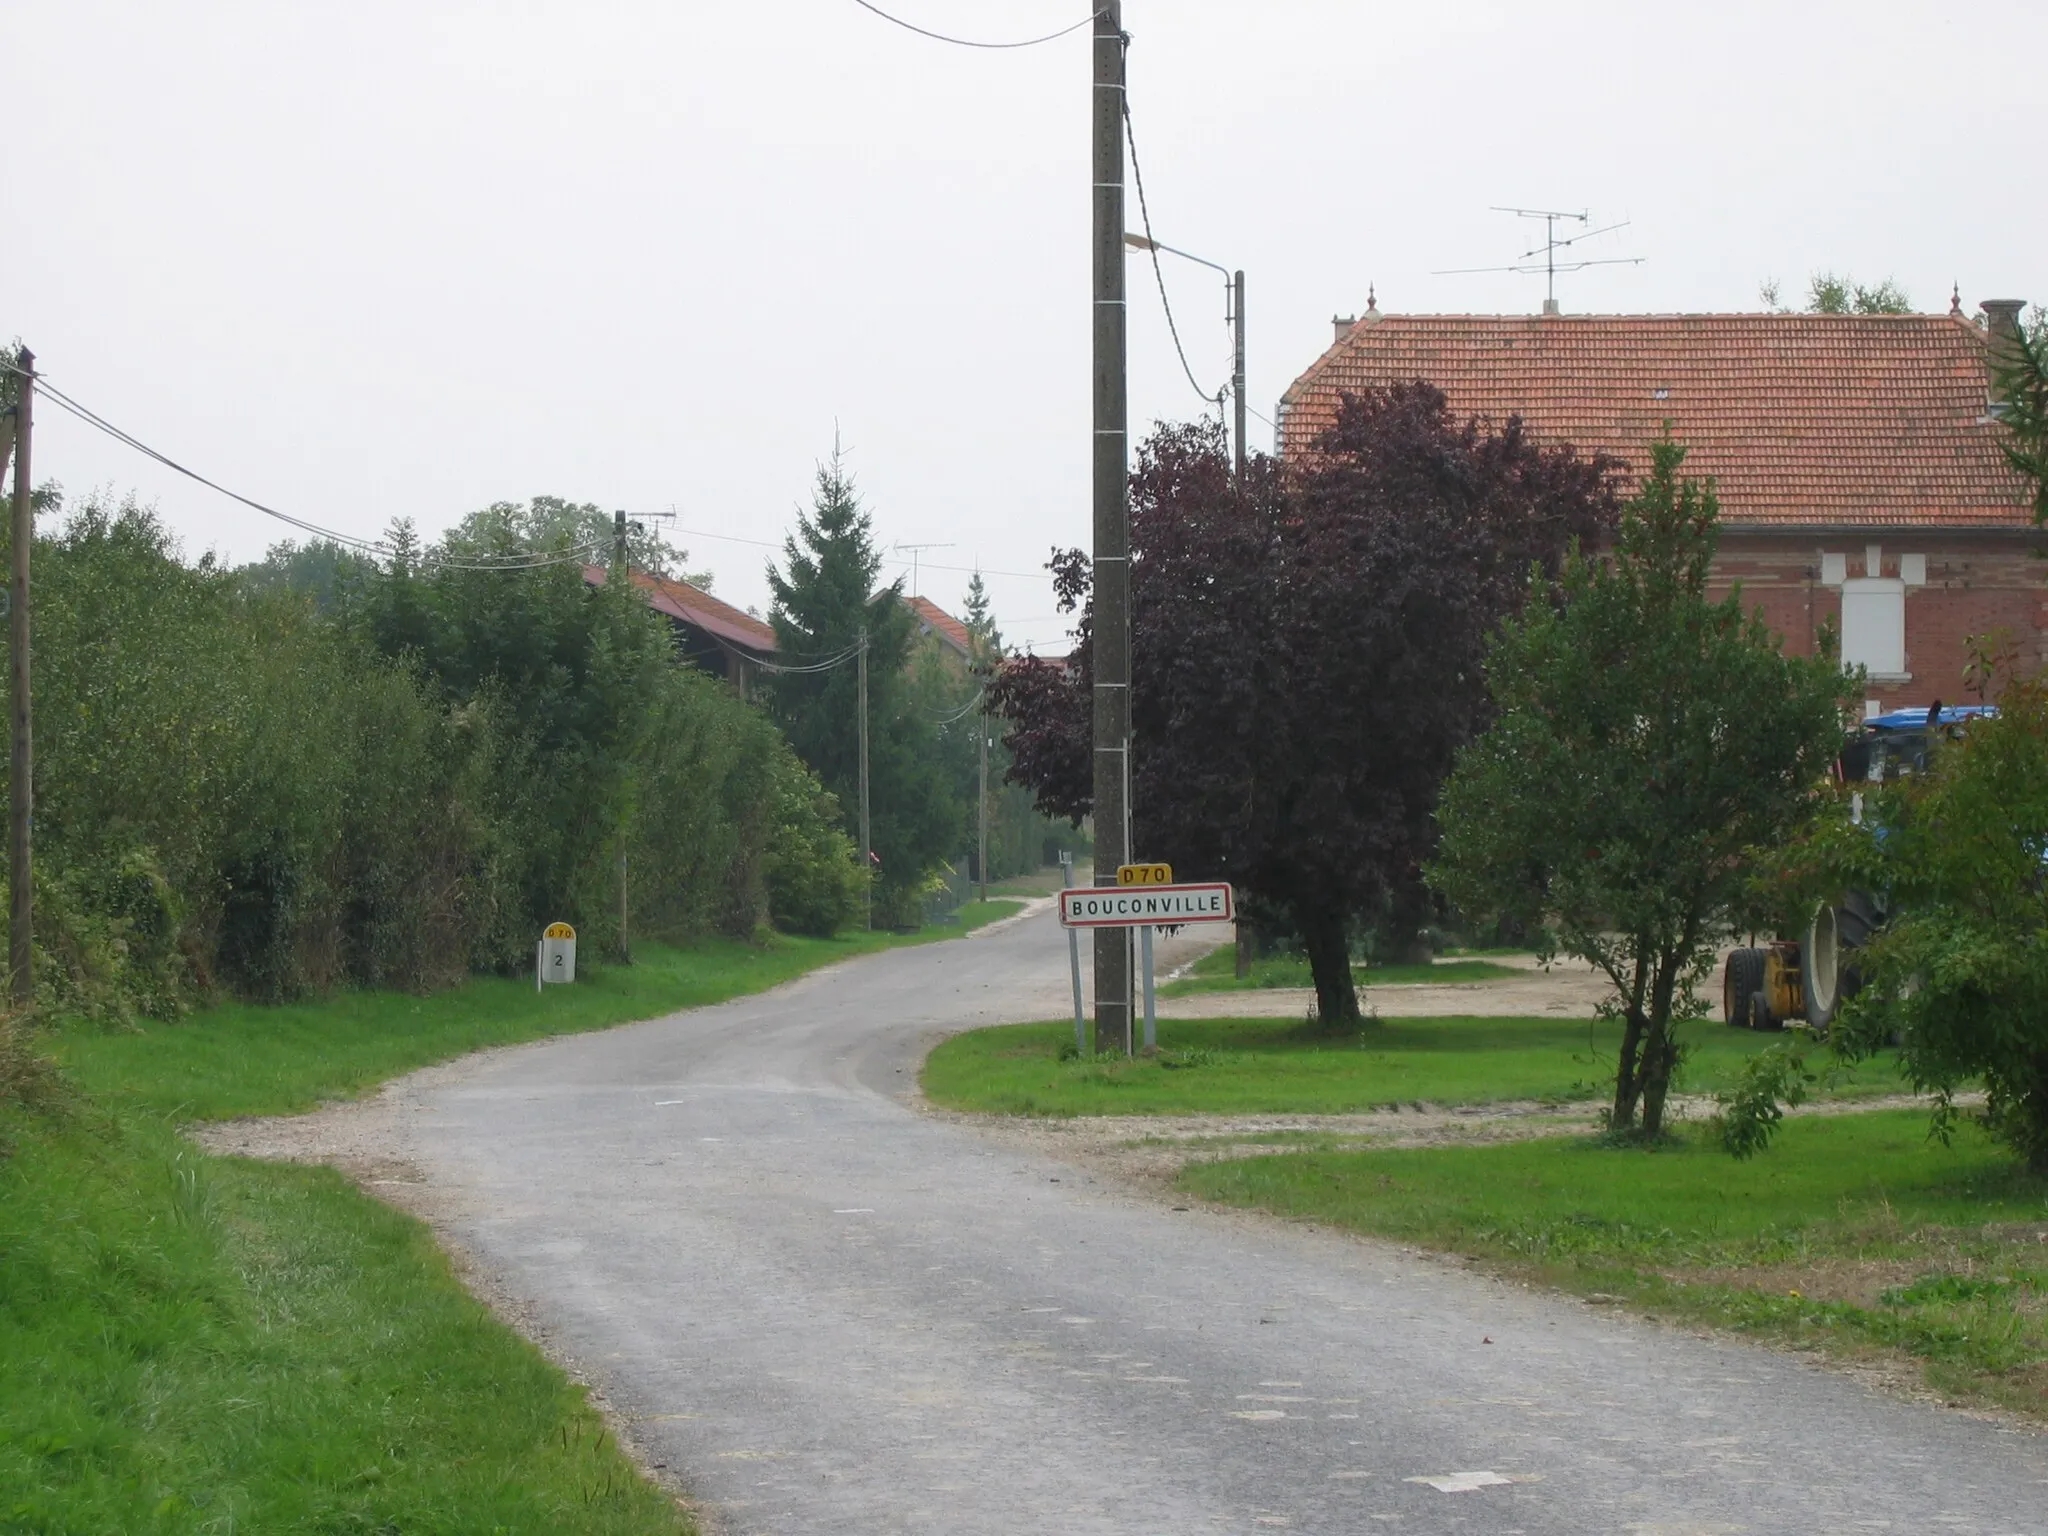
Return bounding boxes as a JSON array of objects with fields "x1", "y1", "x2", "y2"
[
  {"x1": 1983, "y1": 298, "x2": 2028, "y2": 408},
  {"x1": 1332, "y1": 314, "x2": 1356, "y2": 342},
  {"x1": 1541, "y1": 298, "x2": 1561, "y2": 317}
]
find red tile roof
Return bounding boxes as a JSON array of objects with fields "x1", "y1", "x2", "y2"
[
  {"x1": 1279, "y1": 311, "x2": 2031, "y2": 530},
  {"x1": 584, "y1": 565, "x2": 778, "y2": 653},
  {"x1": 906, "y1": 595, "x2": 973, "y2": 656}
]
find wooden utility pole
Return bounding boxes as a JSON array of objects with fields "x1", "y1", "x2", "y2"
[
  {"x1": 612, "y1": 510, "x2": 632, "y2": 962},
  {"x1": 976, "y1": 718, "x2": 989, "y2": 903},
  {"x1": 1232, "y1": 270, "x2": 1247, "y2": 479},
  {"x1": 8, "y1": 348, "x2": 32, "y2": 1006},
  {"x1": 1091, "y1": 2, "x2": 1132, "y2": 1053},
  {"x1": 857, "y1": 627, "x2": 871, "y2": 930}
]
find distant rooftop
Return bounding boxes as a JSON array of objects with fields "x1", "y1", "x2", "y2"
[
  {"x1": 1280, "y1": 306, "x2": 2031, "y2": 531},
  {"x1": 583, "y1": 565, "x2": 777, "y2": 653},
  {"x1": 907, "y1": 595, "x2": 973, "y2": 657}
]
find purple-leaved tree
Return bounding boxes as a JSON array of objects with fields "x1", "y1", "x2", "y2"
[{"x1": 991, "y1": 389, "x2": 1618, "y2": 1025}]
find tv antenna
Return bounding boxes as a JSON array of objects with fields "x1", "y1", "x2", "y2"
[
  {"x1": 891, "y1": 541, "x2": 955, "y2": 598},
  {"x1": 1434, "y1": 207, "x2": 1644, "y2": 311}
]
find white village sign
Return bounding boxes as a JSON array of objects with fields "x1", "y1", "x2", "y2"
[{"x1": 1057, "y1": 882, "x2": 1234, "y2": 929}]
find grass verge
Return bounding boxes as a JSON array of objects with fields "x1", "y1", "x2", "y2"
[
  {"x1": 1179, "y1": 1110, "x2": 2048, "y2": 1418},
  {"x1": 60, "y1": 909, "x2": 1020, "y2": 1121},
  {"x1": 2, "y1": 1108, "x2": 687, "y2": 1533},
  {"x1": 923, "y1": 1012, "x2": 1901, "y2": 1117},
  {"x1": 1159, "y1": 947, "x2": 1520, "y2": 997},
  {"x1": 6, "y1": 903, "x2": 1018, "y2": 1531}
]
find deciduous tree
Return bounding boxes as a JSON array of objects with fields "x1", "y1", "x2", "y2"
[
  {"x1": 992, "y1": 392, "x2": 1617, "y2": 1025},
  {"x1": 1430, "y1": 438, "x2": 1851, "y2": 1137}
]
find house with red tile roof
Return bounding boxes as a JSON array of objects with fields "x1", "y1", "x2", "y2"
[
  {"x1": 1278, "y1": 295, "x2": 2039, "y2": 714},
  {"x1": 583, "y1": 565, "x2": 777, "y2": 694},
  {"x1": 907, "y1": 595, "x2": 974, "y2": 667}
]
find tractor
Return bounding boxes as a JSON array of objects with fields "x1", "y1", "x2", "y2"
[{"x1": 1722, "y1": 704, "x2": 1994, "y2": 1033}]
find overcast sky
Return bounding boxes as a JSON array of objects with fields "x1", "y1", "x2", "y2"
[{"x1": 8, "y1": 0, "x2": 2044, "y2": 651}]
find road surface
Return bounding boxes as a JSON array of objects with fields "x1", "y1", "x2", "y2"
[{"x1": 242, "y1": 906, "x2": 2048, "y2": 1533}]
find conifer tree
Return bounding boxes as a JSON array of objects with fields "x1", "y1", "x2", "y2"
[{"x1": 765, "y1": 454, "x2": 960, "y2": 924}]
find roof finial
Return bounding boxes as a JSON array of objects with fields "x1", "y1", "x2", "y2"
[
  {"x1": 1950, "y1": 282, "x2": 1963, "y2": 318},
  {"x1": 1366, "y1": 283, "x2": 1377, "y2": 313}
]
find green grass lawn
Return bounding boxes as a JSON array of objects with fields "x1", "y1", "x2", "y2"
[
  {"x1": 923, "y1": 1012, "x2": 1902, "y2": 1117},
  {"x1": 1180, "y1": 1111, "x2": 2048, "y2": 1418},
  {"x1": 1159, "y1": 946, "x2": 1521, "y2": 997},
  {"x1": 60, "y1": 909, "x2": 1020, "y2": 1121},
  {"x1": 1, "y1": 1110, "x2": 688, "y2": 1534},
  {"x1": 6, "y1": 903, "x2": 1018, "y2": 1532}
]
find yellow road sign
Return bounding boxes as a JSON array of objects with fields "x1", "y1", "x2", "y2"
[
  {"x1": 1117, "y1": 863, "x2": 1173, "y2": 887},
  {"x1": 544, "y1": 921, "x2": 576, "y2": 940}
]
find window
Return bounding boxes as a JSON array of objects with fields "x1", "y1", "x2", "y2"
[{"x1": 1840, "y1": 578, "x2": 1905, "y2": 677}]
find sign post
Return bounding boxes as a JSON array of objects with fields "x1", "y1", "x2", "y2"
[
  {"x1": 1118, "y1": 864, "x2": 1172, "y2": 1053},
  {"x1": 1139, "y1": 923, "x2": 1157, "y2": 1052},
  {"x1": 1060, "y1": 853, "x2": 1084, "y2": 1055},
  {"x1": 1058, "y1": 879, "x2": 1233, "y2": 1056}
]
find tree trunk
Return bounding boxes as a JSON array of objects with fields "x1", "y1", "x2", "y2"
[
  {"x1": 1637, "y1": 959, "x2": 1683, "y2": 1137},
  {"x1": 1234, "y1": 921, "x2": 1253, "y2": 979},
  {"x1": 1609, "y1": 1010, "x2": 1645, "y2": 1133},
  {"x1": 1608, "y1": 956, "x2": 1653, "y2": 1133},
  {"x1": 1297, "y1": 903, "x2": 1359, "y2": 1026}
]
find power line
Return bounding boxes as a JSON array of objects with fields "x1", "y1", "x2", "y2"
[
  {"x1": 846, "y1": 0, "x2": 1101, "y2": 49},
  {"x1": 924, "y1": 687, "x2": 988, "y2": 724},
  {"x1": 743, "y1": 637, "x2": 867, "y2": 676},
  {"x1": 644, "y1": 519, "x2": 1051, "y2": 581},
  {"x1": 24, "y1": 370, "x2": 604, "y2": 572},
  {"x1": 1123, "y1": 94, "x2": 1220, "y2": 407}
]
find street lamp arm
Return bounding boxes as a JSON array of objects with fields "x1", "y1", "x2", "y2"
[{"x1": 1122, "y1": 231, "x2": 1232, "y2": 280}]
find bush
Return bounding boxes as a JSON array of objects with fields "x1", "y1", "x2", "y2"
[
  {"x1": 7, "y1": 493, "x2": 867, "y2": 1014},
  {"x1": 763, "y1": 751, "x2": 865, "y2": 937}
]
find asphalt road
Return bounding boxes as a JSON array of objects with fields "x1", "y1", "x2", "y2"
[{"x1": 387, "y1": 907, "x2": 2047, "y2": 1534}]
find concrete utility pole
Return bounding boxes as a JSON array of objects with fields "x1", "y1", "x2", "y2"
[
  {"x1": 858, "y1": 627, "x2": 872, "y2": 930},
  {"x1": 1091, "y1": 1, "x2": 1132, "y2": 1054},
  {"x1": 8, "y1": 348, "x2": 32, "y2": 1006},
  {"x1": 1232, "y1": 270, "x2": 1247, "y2": 480}
]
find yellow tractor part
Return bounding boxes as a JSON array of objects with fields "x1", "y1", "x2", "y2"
[{"x1": 1758, "y1": 941, "x2": 1804, "y2": 1029}]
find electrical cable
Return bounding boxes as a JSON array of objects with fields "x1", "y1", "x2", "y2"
[
  {"x1": 637, "y1": 518, "x2": 1049, "y2": 581},
  {"x1": 744, "y1": 636, "x2": 867, "y2": 676},
  {"x1": 1123, "y1": 93, "x2": 1224, "y2": 407},
  {"x1": 924, "y1": 688, "x2": 988, "y2": 724},
  {"x1": 846, "y1": 0, "x2": 1101, "y2": 50},
  {"x1": 24, "y1": 370, "x2": 606, "y2": 571}
]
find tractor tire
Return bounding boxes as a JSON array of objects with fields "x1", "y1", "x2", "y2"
[
  {"x1": 1808, "y1": 892, "x2": 1879, "y2": 1034},
  {"x1": 1724, "y1": 948, "x2": 1766, "y2": 1028},
  {"x1": 1751, "y1": 987, "x2": 1781, "y2": 1032},
  {"x1": 1804, "y1": 905, "x2": 1844, "y2": 1034}
]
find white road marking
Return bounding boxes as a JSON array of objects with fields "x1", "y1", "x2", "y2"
[
  {"x1": 832, "y1": 1208, "x2": 875, "y2": 1214},
  {"x1": 1406, "y1": 1470, "x2": 1514, "y2": 1493}
]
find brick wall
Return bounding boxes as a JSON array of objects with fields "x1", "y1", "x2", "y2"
[{"x1": 1709, "y1": 532, "x2": 2048, "y2": 713}]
